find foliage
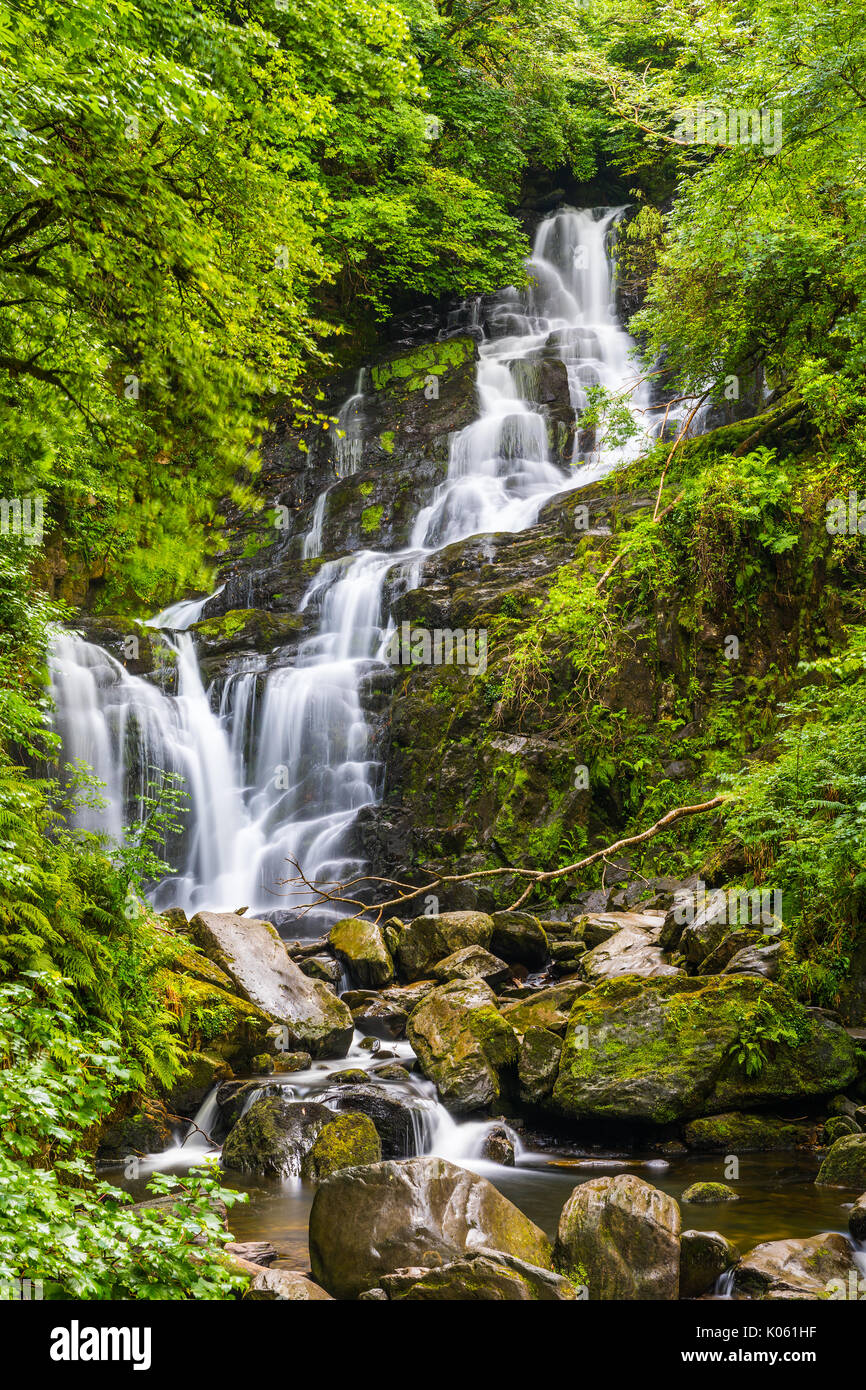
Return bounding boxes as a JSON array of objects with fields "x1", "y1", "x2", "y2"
[{"x1": 0, "y1": 974, "x2": 247, "y2": 1300}]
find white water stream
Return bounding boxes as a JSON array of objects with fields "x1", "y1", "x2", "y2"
[{"x1": 49, "y1": 206, "x2": 662, "y2": 921}]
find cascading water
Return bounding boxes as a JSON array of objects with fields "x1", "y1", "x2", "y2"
[{"x1": 49, "y1": 206, "x2": 662, "y2": 921}]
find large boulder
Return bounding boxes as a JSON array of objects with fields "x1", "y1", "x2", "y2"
[
  {"x1": 308, "y1": 1156, "x2": 552, "y2": 1299},
  {"x1": 679, "y1": 893, "x2": 730, "y2": 967},
  {"x1": 329, "y1": 917, "x2": 394, "y2": 989},
  {"x1": 221, "y1": 1093, "x2": 334, "y2": 1176},
  {"x1": 682, "y1": 1111, "x2": 818, "y2": 1151},
  {"x1": 307, "y1": 1112, "x2": 382, "y2": 1179},
  {"x1": 554, "y1": 1175, "x2": 681, "y2": 1300},
  {"x1": 318, "y1": 1082, "x2": 430, "y2": 1157},
  {"x1": 397, "y1": 911, "x2": 494, "y2": 981},
  {"x1": 189, "y1": 911, "x2": 353, "y2": 1057},
  {"x1": 432, "y1": 945, "x2": 510, "y2": 987},
  {"x1": 374, "y1": 1249, "x2": 577, "y2": 1301},
  {"x1": 406, "y1": 978, "x2": 518, "y2": 1114},
  {"x1": 733, "y1": 1233, "x2": 857, "y2": 1299},
  {"x1": 552, "y1": 975, "x2": 858, "y2": 1125},
  {"x1": 679, "y1": 1230, "x2": 738, "y2": 1299},
  {"x1": 489, "y1": 912, "x2": 549, "y2": 969},
  {"x1": 815, "y1": 1133, "x2": 866, "y2": 1187},
  {"x1": 500, "y1": 980, "x2": 589, "y2": 1036}
]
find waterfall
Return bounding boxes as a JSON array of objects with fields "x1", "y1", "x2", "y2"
[{"x1": 48, "y1": 206, "x2": 667, "y2": 923}]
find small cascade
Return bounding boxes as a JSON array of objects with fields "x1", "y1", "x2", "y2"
[
  {"x1": 334, "y1": 368, "x2": 367, "y2": 478},
  {"x1": 49, "y1": 205, "x2": 689, "y2": 924}
]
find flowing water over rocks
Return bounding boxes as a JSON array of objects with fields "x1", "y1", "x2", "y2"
[{"x1": 49, "y1": 207, "x2": 660, "y2": 922}]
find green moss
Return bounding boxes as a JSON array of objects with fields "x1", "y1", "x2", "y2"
[
  {"x1": 306, "y1": 1112, "x2": 381, "y2": 1179},
  {"x1": 370, "y1": 336, "x2": 475, "y2": 394},
  {"x1": 379, "y1": 432, "x2": 395, "y2": 454},
  {"x1": 361, "y1": 504, "x2": 384, "y2": 534}
]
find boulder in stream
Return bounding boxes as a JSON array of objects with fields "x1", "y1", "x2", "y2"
[
  {"x1": 221, "y1": 1093, "x2": 335, "y2": 1176},
  {"x1": 679, "y1": 1230, "x2": 739, "y2": 1299},
  {"x1": 317, "y1": 1082, "x2": 429, "y2": 1157},
  {"x1": 189, "y1": 910, "x2": 353, "y2": 1057},
  {"x1": 848, "y1": 1192, "x2": 866, "y2": 1241},
  {"x1": 733, "y1": 1232, "x2": 857, "y2": 1299},
  {"x1": 306, "y1": 1112, "x2": 382, "y2": 1179},
  {"x1": 374, "y1": 1248, "x2": 577, "y2": 1300},
  {"x1": 406, "y1": 978, "x2": 518, "y2": 1114},
  {"x1": 308, "y1": 1156, "x2": 553, "y2": 1299},
  {"x1": 815, "y1": 1133, "x2": 866, "y2": 1187},
  {"x1": 554, "y1": 1174, "x2": 681, "y2": 1300},
  {"x1": 329, "y1": 917, "x2": 394, "y2": 989}
]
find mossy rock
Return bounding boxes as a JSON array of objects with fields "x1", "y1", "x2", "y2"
[
  {"x1": 192, "y1": 607, "x2": 301, "y2": 654},
  {"x1": 500, "y1": 980, "x2": 589, "y2": 1037},
  {"x1": 681, "y1": 1182, "x2": 739, "y2": 1204},
  {"x1": 307, "y1": 1112, "x2": 382, "y2": 1180},
  {"x1": 221, "y1": 1093, "x2": 334, "y2": 1177},
  {"x1": 397, "y1": 911, "x2": 494, "y2": 981},
  {"x1": 162, "y1": 1049, "x2": 233, "y2": 1116},
  {"x1": 815, "y1": 1133, "x2": 866, "y2": 1187},
  {"x1": 518, "y1": 1026, "x2": 562, "y2": 1106},
  {"x1": 824, "y1": 1114, "x2": 860, "y2": 1143},
  {"x1": 406, "y1": 978, "x2": 517, "y2": 1114},
  {"x1": 682, "y1": 1111, "x2": 818, "y2": 1151},
  {"x1": 431, "y1": 944, "x2": 510, "y2": 987},
  {"x1": 329, "y1": 917, "x2": 394, "y2": 989},
  {"x1": 552, "y1": 974, "x2": 858, "y2": 1126},
  {"x1": 173, "y1": 977, "x2": 273, "y2": 1066}
]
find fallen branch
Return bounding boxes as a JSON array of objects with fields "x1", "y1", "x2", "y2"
[
  {"x1": 732, "y1": 398, "x2": 805, "y2": 457},
  {"x1": 275, "y1": 796, "x2": 727, "y2": 920}
]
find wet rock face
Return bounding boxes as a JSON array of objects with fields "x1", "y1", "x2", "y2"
[
  {"x1": 554, "y1": 1174, "x2": 681, "y2": 1300},
  {"x1": 308, "y1": 1156, "x2": 553, "y2": 1300}
]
